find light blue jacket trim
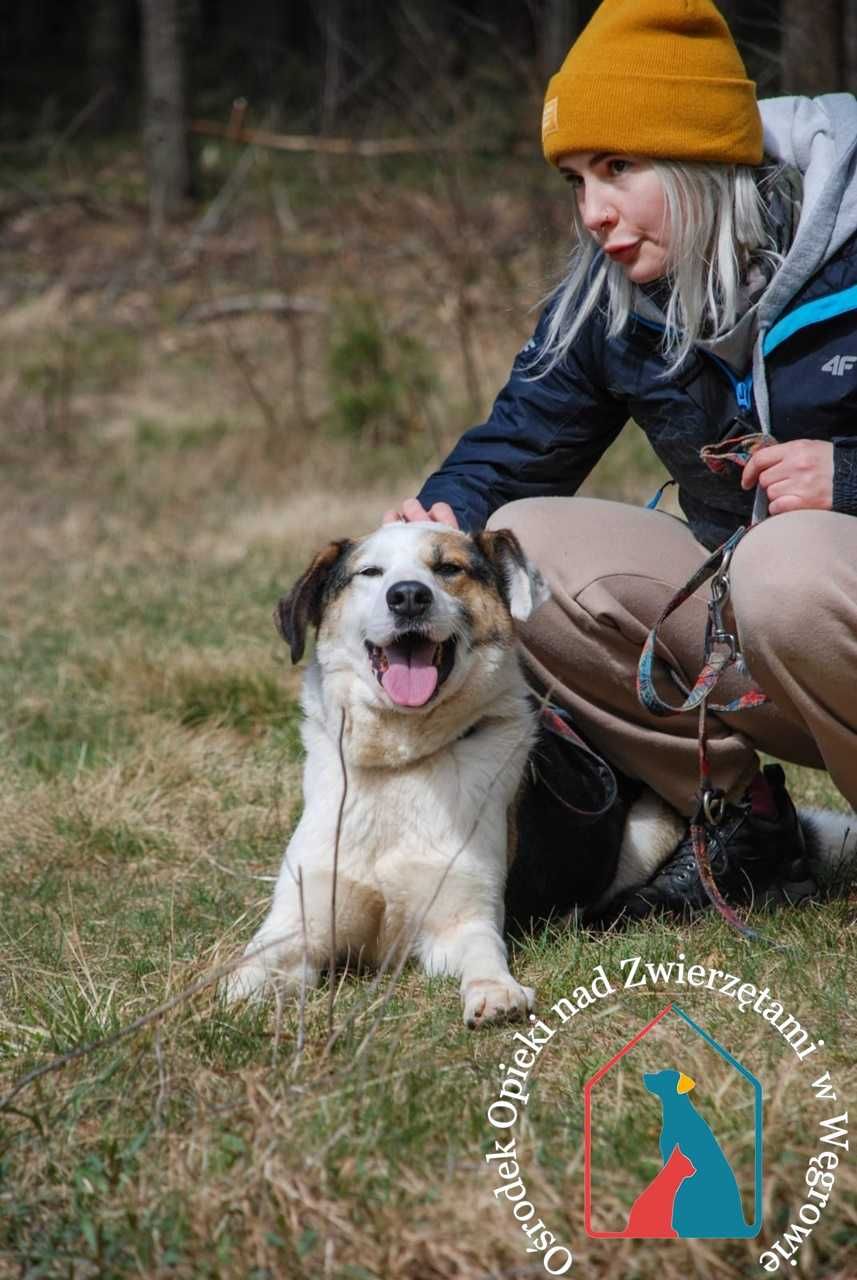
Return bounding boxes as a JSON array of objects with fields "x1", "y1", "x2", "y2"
[{"x1": 763, "y1": 283, "x2": 857, "y2": 357}]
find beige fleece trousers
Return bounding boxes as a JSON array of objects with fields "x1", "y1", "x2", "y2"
[{"x1": 487, "y1": 497, "x2": 857, "y2": 817}]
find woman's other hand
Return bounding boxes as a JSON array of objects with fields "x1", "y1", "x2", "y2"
[
  {"x1": 382, "y1": 498, "x2": 460, "y2": 528},
  {"x1": 741, "y1": 440, "x2": 834, "y2": 514}
]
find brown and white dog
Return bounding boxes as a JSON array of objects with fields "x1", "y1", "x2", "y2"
[{"x1": 224, "y1": 520, "x2": 552, "y2": 1027}]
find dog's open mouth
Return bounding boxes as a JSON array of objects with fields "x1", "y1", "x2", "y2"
[{"x1": 366, "y1": 634, "x2": 457, "y2": 708}]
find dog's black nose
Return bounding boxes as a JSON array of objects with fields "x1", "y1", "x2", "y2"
[{"x1": 386, "y1": 579, "x2": 433, "y2": 619}]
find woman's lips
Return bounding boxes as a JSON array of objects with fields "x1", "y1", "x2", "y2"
[{"x1": 604, "y1": 241, "x2": 640, "y2": 261}]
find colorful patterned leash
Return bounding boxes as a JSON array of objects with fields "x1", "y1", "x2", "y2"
[{"x1": 637, "y1": 431, "x2": 773, "y2": 940}]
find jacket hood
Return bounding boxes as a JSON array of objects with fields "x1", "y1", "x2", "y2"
[{"x1": 757, "y1": 94, "x2": 857, "y2": 328}]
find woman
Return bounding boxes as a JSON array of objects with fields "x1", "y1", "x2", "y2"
[{"x1": 384, "y1": 0, "x2": 857, "y2": 917}]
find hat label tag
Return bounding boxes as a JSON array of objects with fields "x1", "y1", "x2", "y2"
[{"x1": 542, "y1": 97, "x2": 559, "y2": 139}]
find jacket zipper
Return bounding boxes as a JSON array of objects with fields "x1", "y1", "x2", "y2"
[
  {"x1": 703, "y1": 349, "x2": 754, "y2": 418},
  {"x1": 630, "y1": 322, "x2": 759, "y2": 509},
  {"x1": 631, "y1": 313, "x2": 755, "y2": 416}
]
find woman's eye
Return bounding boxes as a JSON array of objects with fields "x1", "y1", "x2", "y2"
[
  {"x1": 358, "y1": 566, "x2": 383, "y2": 577},
  {"x1": 563, "y1": 173, "x2": 582, "y2": 188},
  {"x1": 436, "y1": 562, "x2": 463, "y2": 578},
  {"x1": 608, "y1": 158, "x2": 631, "y2": 176}
]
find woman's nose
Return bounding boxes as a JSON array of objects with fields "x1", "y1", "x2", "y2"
[{"x1": 580, "y1": 187, "x2": 617, "y2": 235}]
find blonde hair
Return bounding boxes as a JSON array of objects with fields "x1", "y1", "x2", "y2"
[{"x1": 536, "y1": 161, "x2": 797, "y2": 376}]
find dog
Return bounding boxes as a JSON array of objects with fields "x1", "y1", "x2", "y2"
[
  {"x1": 223, "y1": 521, "x2": 857, "y2": 1027},
  {"x1": 225, "y1": 520, "x2": 552, "y2": 1027}
]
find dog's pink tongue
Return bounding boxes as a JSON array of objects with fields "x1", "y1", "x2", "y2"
[{"x1": 381, "y1": 639, "x2": 438, "y2": 707}]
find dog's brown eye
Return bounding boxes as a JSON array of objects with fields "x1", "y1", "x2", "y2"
[
  {"x1": 358, "y1": 566, "x2": 383, "y2": 577},
  {"x1": 436, "y1": 562, "x2": 463, "y2": 578}
]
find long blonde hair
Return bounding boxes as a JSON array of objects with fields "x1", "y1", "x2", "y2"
[{"x1": 536, "y1": 161, "x2": 799, "y2": 376}]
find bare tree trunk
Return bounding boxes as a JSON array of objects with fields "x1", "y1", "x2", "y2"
[
  {"x1": 537, "y1": 0, "x2": 581, "y2": 83},
  {"x1": 781, "y1": 0, "x2": 844, "y2": 95},
  {"x1": 88, "y1": 0, "x2": 128, "y2": 132},
  {"x1": 844, "y1": 2, "x2": 857, "y2": 93},
  {"x1": 321, "y1": 0, "x2": 345, "y2": 135},
  {"x1": 140, "y1": 0, "x2": 190, "y2": 233}
]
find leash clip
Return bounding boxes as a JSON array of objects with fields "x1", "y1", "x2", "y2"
[
  {"x1": 704, "y1": 543, "x2": 738, "y2": 661},
  {"x1": 702, "y1": 787, "x2": 726, "y2": 826}
]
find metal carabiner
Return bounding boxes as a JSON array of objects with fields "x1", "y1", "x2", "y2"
[
  {"x1": 702, "y1": 788, "x2": 726, "y2": 826},
  {"x1": 704, "y1": 544, "x2": 739, "y2": 661}
]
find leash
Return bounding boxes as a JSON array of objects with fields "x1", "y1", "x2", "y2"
[
  {"x1": 637, "y1": 431, "x2": 774, "y2": 940},
  {"x1": 532, "y1": 701, "x2": 619, "y2": 823}
]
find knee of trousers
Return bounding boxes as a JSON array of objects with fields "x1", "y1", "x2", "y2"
[
  {"x1": 729, "y1": 510, "x2": 852, "y2": 661},
  {"x1": 486, "y1": 496, "x2": 633, "y2": 599},
  {"x1": 485, "y1": 497, "x2": 669, "y2": 668}
]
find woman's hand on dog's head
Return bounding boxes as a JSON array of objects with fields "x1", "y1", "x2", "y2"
[{"x1": 382, "y1": 498, "x2": 459, "y2": 528}]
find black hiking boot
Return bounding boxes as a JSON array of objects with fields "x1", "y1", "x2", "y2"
[{"x1": 602, "y1": 764, "x2": 818, "y2": 922}]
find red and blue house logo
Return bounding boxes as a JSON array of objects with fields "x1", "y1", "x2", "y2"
[{"x1": 584, "y1": 1003, "x2": 763, "y2": 1239}]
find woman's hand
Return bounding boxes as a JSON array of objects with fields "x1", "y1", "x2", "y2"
[
  {"x1": 382, "y1": 498, "x2": 460, "y2": 528},
  {"x1": 740, "y1": 439, "x2": 834, "y2": 514}
]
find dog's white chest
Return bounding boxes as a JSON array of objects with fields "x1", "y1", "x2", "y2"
[{"x1": 299, "y1": 724, "x2": 522, "y2": 876}]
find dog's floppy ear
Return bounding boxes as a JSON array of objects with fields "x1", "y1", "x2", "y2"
[
  {"x1": 274, "y1": 539, "x2": 353, "y2": 663},
  {"x1": 474, "y1": 528, "x2": 550, "y2": 622}
]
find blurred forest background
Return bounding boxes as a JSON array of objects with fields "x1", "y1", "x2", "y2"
[
  {"x1": 2, "y1": 0, "x2": 856, "y2": 473},
  {"x1": 3, "y1": 1, "x2": 857, "y2": 225}
]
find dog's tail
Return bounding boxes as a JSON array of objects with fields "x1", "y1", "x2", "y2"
[{"x1": 800, "y1": 809, "x2": 857, "y2": 894}]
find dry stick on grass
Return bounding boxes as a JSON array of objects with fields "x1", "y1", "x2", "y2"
[
  {"x1": 153, "y1": 1027, "x2": 168, "y2": 1129},
  {"x1": 0, "y1": 941, "x2": 299, "y2": 1116},
  {"x1": 328, "y1": 710, "x2": 348, "y2": 1043},
  {"x1": 291, "y1": 866, "x2": 309, "y2": 1076},
  {"x1": 272, "y1": 982, "x2": 286, "y2": 1071}
]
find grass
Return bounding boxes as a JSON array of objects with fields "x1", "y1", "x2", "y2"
[{"x1": 1, "y1": 150, "x2": 855, "y2": 1280}]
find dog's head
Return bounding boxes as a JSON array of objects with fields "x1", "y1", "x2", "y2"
[{"x1": 275, "y1": 522, "x2": 549, "y2": 711}]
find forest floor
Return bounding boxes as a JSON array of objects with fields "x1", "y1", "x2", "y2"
[{"x1": 0, "y1": 139, "x2": 854, "y2": 1279}]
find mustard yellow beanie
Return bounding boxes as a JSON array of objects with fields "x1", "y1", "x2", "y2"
[{"x1": 542, "y1": 0, "x2": 763, "y2": 167}]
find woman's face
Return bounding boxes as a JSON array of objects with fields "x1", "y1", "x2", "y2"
[{"x1": 557, "y1": 152, "x2": 670, "y2": 284}]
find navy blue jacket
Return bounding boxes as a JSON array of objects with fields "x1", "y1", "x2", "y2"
[{"x1": 418, "y1": 231, "x2": 857, "y2": 551}]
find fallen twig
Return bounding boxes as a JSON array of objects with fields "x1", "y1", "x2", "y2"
[
  {"x1": 190, "y1": 118, "x2": 532, "y2": 158},
  {"x1": 181, "y1": 292, "x2": 327, "y2": 324}
]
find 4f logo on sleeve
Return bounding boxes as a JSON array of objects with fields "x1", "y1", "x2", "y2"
[{"x1": 821, "y1": 354, "x2": 857, "y2": 375}]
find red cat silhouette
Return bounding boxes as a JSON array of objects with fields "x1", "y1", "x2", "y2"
[{"x1": 625, "y1": 1144, "x2": 696, "y2": 1238}]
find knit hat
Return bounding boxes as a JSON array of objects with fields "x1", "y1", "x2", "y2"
[{"x1": 542, "y1": 0, "x2": 763, "y2": 167}]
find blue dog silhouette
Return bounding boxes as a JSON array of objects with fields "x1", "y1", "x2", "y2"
[{"x1": 643, "y1": 1068, "x2": 748, "y2": 1238}]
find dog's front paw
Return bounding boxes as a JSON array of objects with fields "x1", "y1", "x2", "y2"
[
  {"x1": 221, "y1": 955, "x2": 272, "y2": 1005},
  {"x1": 462, "y1": 977, "x2": 535, "y2": 1029}
]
